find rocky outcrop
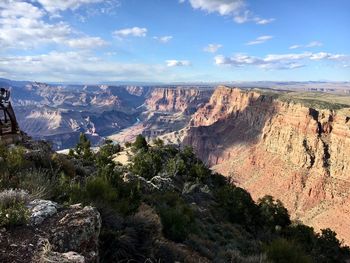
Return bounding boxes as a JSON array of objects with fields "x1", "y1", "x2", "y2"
[
  {"x1": 183, "y1": 86, "x2": 350, "y2": 244},
  {"x1": 0, "y1": 203, "x2": 101, "y2": 263},
  {"x1": 145, "y1": 87, "x2": 212, "y2": 114},
  {"x1": 28, "y1": 199, "x2": 59, "y2": 225}
]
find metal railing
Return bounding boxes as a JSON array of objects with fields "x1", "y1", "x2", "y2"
[{"x1": 0, "y1": 88, "x2": 19, "y2": 135}]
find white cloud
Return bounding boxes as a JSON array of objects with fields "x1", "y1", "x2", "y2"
[
  {"x1": 0, "y1": 17, "x2": 72, "y2": 49},
  {"x1": 255, "y1": 18, "x2": 275, "y2": 25},
  {"x1": 203, "y1": 44, "x2": 222, "y2": 53},
  {"x1": 264, "y1": 53, "x2": 311, "y2": 62},
  {"x1": 289, "y1": 41, "x2": 323, "y2": 49},
  {"x1": 66, "y1": 37, "x2": 107, "y2": 49},
  {"x1": 0, "y1": 1, "x2": 108, "y2": 50},
  {"x1": 153, "y1": 36, "x2": 173, "y2": 43},
  {"x1": 306, "y1": 41, "x2": 323, "y2": 48},
  {"x1": 0, "y1": 1, "x2": 44, "y2": 19},
  {"x1": 309, "y1": 52, "x2": 346, "y2": 61},
  {"x1": 0, "y1": 51, "x2": 165, "y2": 82},
  {"x1": 289, "y1": 45, "x2": 302, "y2": 50},
  {"x1": 246, "y1": 35, "x2": 273, "y2": 45},
  {"x1": 215, "y1": 52, "x2": 350, "y2": 70},
  {"x1": 183, "y1": 0, "x2": 274, "y2": 24},
  {"x1": 233, "y1": 9, "x2": 250, "y2": 23},
  {"x1": 82, "y1": 0, "x2": 121, "y2": 18},
  {"x1": 35, "y1": 0, "x2": 104, "y2": 13},
  {"x1": 188, "y1": 0, "x2": 245, "y2": 16},
  {"x1": 166, "y1": 60, "x2": 191, "y2": 67},
  {"x1": 113, "y1": 27, "x2": 147, "y2": 38}
]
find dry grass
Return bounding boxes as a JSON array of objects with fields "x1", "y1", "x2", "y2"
[{"x1": 0, "y1": 189, "x2": 29, "y2": 208}]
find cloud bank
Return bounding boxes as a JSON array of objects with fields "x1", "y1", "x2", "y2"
[
  {"x1": 215, "y1": 52, "x2": 349, "y2": 70},
  {"x1": 183, "y1": 0, "x2": 275, "y2": 24}
]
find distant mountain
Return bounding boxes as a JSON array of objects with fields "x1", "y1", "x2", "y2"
[
  {"x1": 0, "y1": 78, "x2": 31, "y2": 88},
  {"x1": 0, "y1": 78, "x2": 151, "y2": 149},
  {"x1": 2, "y1": 77, "x2": 349, "y2": 150}
]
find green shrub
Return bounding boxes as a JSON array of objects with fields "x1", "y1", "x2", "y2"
[
  {"x1": 17, "y1": 169, "x2": 59, "y2": 200},
  {"x1": 181, "y1": 146, "x2": 196, "y2": 161},
  {"x1": 0, "y1": 145, "x2": 29, "y2": 179},
  {"x1": 131, "y1": 150, "x2": 162, "y2": 179},
  {"x1": 133, "y1": 134, "x2": 148, "y2": 151},
  {"x1": 96, "y1": 141, "x2": 121, "y2": 168},
  {"x1": 0, "y1": 189, "x2": 29, "y2": 208},
  {"x1": 216, "y1": 185, "x2": 259, "y2": 228},
  {"x1": 73, "y1": 133, "x2": 94, "y2": 162},
  {"x1": 265, "y1": 238, "x2": 312, "y2": 263},
  {"x1": 152, "y1": 138, "x2": 164, "y2": 147},
  {"x1": 52, "y1": 154, "x2": 76, "y2": 178},
  {"x1": 155, "y1": 192, "x2": 196, "y2": 242},
  {"x1": 314, "y1": 228, "x2": 350, "y2": 263},
  {"x1": 6, "y1": 146, "x2": 29, "y2": 173},
  {"x1": 99, "y1": 204, "x2": 161, "y2": 262},
  {"x1": 188, "y1": 162, "x2": 211, "y2": 180},
  {"x1": 115, "y1": 180, "x2": 141, "y2": 216},
  {"x1": 0, "y1": 202, "x2": 30, "y2": 227},
  {"x1": 84, "y1": 176, "x2": 118, "y2": 204},
  {"x1": 258, "y1": 195, "x2": 291, "y2": 229},
  {"x1": 282, "y1": 224, "x2": 316, "y2": 254},
  {"x1": 0, "y1": 189, "x2": 30, "y2": 227},
  {"x1": 165, "y1": 157, "x2": 186, "y2": 177}
]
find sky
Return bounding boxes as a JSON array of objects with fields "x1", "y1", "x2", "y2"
[{"x1": 0, "y1": 0, "x2": 349, "y2": 83}]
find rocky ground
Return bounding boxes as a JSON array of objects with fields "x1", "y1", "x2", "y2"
[{"x1": 0, "y1": 201, "x2": 101, "y2": 263}]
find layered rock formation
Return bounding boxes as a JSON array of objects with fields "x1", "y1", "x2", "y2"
[
  {"x1": 6, "y1": 82, "x2": 149, "y2": 149},
  {"x1": 111, "y1": 87, "x2": 214, "y2": 141},
  {"x1": 145, "y1": 87, "x2": 212, "y2": 114},
  {"x1": 183, "y1": 86, "x2": 350, "y2": 244}
]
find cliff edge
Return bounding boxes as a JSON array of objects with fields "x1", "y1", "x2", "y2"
[{"x1": 184, "y1": 86, "x2": 350, "y2": 244}]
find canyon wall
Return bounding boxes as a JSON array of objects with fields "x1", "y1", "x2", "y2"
[
  {"x1": 136, "y1": 87, "x2": 213, "y2": 139},
  {"x1": 145, "y1": 87, "x2": 212, "y2": 114},
  {"x1": 183, "y1": 86, "x2": 350, "y2": 244}
]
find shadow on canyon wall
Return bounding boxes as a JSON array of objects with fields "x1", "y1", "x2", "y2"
[{"x1": 183, "y1": 94, "x2": 278, "y2": 165}]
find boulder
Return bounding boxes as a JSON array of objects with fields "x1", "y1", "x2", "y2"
[
  {"x1": 28, "y1": 199, "x2": 59, "y2": 225},
  {"x1": 49, "y1": 204, "x2": 101, "y2": 263},
  {"x1": 36, "y1": 239, "x2": 85, "y2": 263},
  {"x1": 0, "y1": 203, "x2": 101, "y2": 263}
]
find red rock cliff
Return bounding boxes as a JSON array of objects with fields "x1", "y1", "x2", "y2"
[
  {"x1": 145, "y1": 87, "x2": 212, "y2": 114},
  {"x1": 183, "y1": 86, "x2": 350, "y2": 244}
]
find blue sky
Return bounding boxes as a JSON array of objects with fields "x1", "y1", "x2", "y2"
[{"x1": 0, "y1": 0, "x2": 349, "y2": 83}]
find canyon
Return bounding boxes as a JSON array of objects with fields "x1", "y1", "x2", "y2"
[
  {"x1": 2, "y1": 77, "x2": 350, "y2": 245},
  {"x1": 1, "y1": 78, "x2": 213, "y2": 149},
  {"x1": 181, "y1": 87, "x2": 350, "y2": 244},
  {"x1": 2, "y1": 79, "x2": 153, "y2": 149}
]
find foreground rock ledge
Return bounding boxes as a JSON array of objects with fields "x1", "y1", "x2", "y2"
[{"x1": 0, "y1": 203, "x2": 101, "y2": 263}]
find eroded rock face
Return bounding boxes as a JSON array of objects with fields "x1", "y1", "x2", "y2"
[
  {"x1": 183, "y1": 86, "x2": 350, "y2": 244},
  {"x1": 145, "y1": 87, "x2": 212, "y2": 114},
  {"x1": 49, "y1": 205, "x2": 101, "y2": 263},
  {"x1": 0, "y1": 203, "x2": 101, "y2": 263}
]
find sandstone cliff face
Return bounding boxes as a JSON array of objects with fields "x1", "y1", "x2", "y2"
[
  {"x1": 145, "y1": 87, "x2": 212, "y2": 114},
  {"x1": 183, "y1": 86, "x2": 350, "y2": 244}
]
